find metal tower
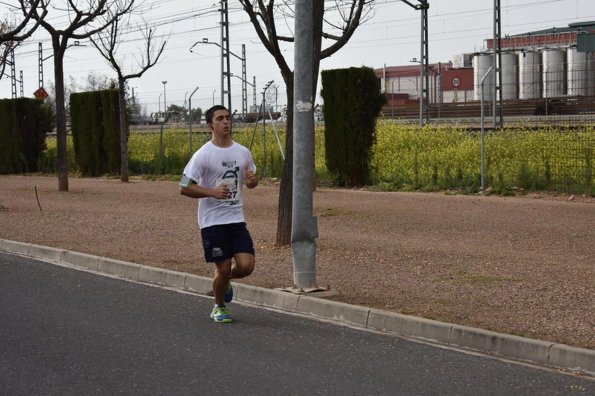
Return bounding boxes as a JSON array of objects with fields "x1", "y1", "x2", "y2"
[
  {"x1": 10, "y1": 51, "x2": 17, "y2": 98},
  {"x1": 220, "y1": 0, "x2": 232, "y2": 111},
  {"x1": 19, "y1": 70, "x2": 23, "y2": 97},
  {"x1": 38, "y1": 42, "x2": 44, "y2": 88},
  {"x1": 493, "y1": 0, "x2": 503, "y2": 127},
  {"x1": 241, "y1": 44, "x2": 247, "y2": 114},
  {"x1": 420, "y1": 0, "x2": 429, "y2": 125},
  {"x1": 402, "y1": 0, "x2": 430, "y2": 125}
]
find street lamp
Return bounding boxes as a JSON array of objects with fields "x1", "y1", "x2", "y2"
[
  {"x1": 410, "y1": 57, "x2": 424, "y2": 126},
  {"x1": 190, "y1": 38, "x2": 247, "y2": 113},
  {"x1": 230, "y1": 73, "x2": 257, "y2": 112},
  {"x1": 162, "y1": 81, "x2": 167, "y2": 114},
  {"x1": 401, "y1": 0, "x2": 429, "y2": 126},
  {"x1": 38, "y1": 40, "x2": 85, "y2": 89},
  {"x1": 390, "y1": 78, "x2": 399, "y2": 117},
  {"x1": 260, "y1": 80, "x2": 274, "y2": 177},
  {"x1": 188, "y1": 86, "x2": 199, "y2": 156}
]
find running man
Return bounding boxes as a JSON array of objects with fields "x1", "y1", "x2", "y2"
[{"x1": 179, "y1": 105, "x2": 258, "y2": 323}]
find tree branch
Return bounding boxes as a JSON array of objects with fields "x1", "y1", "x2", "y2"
[
  {"x1": 90, "y1": 12, "x2": 166, "y2": 81},
  {"x1": 239, "y1": 0, "x2": 292, "y2": 79}
]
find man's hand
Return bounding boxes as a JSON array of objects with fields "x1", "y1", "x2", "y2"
[
  {"x1": 211, "y1": 184, "x2": 231, "y2": 199},
  {"x1": 244, "y1": 169, "x2": 258, "y2": 188}
]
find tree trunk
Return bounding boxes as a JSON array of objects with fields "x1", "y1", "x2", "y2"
[
  {"x1": 118, "y1": 78, "x2": 129, "y2": 182},
  {"x1": 53, "y1": 36, "x2": 68, "y2": 192},
  {"x1": 275, "y1": 76, "x2": 294, "y2": 246}
]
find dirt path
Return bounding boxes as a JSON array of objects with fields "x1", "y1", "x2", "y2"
[{"x1": 1, "y1": 175, "x2": 593, "y2": 349}]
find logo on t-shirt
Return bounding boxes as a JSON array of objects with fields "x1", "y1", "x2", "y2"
[{"x1": 217, "y1": 162, "x2": 240, "y2": 205}]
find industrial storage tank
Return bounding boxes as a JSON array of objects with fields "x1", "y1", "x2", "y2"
[
  {"x1": 519, "y1": 51, "x2": 541, "y2": 99},
  {"x1": 501, "y1": 52, "x2": 518, "y2": 100},
  {"x1": 473, "y1": 53, "x2": 494, "y2": 101},
  {"x1": 567, "y1": 48, "x2": 589, "y2": 96},
  {"x1": 542, "y1": 49, "x2": 566, "y2": 97}
]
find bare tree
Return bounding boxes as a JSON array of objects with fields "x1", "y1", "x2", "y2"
[
  {"x1": 239, "y1": 0, "x2": 374, "y2": 245},
  {"x1": 90, "y1": 10, "x2": 166, "y2": 182},
  {"x1": 20, "y1": 0, "x2": 134, "y2": 192},
  {"x1": 0, "y1": 0, "x2": 47, "y2": 81}
]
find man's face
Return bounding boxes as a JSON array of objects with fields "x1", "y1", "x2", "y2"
[{"x1": 209, "y1": 109, "x2": 230, "y2": 136}]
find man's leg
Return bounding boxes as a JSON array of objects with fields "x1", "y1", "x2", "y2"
[
  {"x1": 221, "y1": 253, "x2": 254, "y2": 304},
  {"x1": 231, "y1": 252, "x2": 255, "y2": 279},
  {"x1": 213, "y1": 259, "x2": 232, "y2": 305}
]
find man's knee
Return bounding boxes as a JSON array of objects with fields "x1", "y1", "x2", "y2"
[
  {"x1": 215, "y1": 260, "x2": 232, "y2": 278},
  {"x1": 233, "y1": 254, "x2": 255, "y2": 278}
]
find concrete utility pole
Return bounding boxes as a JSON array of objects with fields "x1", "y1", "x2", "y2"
[{"x1": 291, "y1": 0, "x2": 319, "y2": 291}]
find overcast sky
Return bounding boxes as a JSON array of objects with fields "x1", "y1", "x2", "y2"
[{"x1": 1, "y1": 0, "x2": 593, "y2": 114}]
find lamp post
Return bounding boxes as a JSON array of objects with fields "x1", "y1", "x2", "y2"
[
  {"x1": 132, "y1": 87, "x2": 137, "y2": 111},
  {"x1": 162, "y1": 80, "x2": 167, "y2": 115},
  {"x1": 390, "y1": 78, "x2": 399, "y2": 117},
  {"x1": 261, "y1": 80, "x2": 274, "y2": 177},
  {"x1": 188, "y1": 86, "x2": 199, "y2": 157},
  {"x1": 401, "y1": 0, "x2": 429, "y2": 126},
  {"x1": 158, "y1": 93, "x2": 163, "y2": 112},
  {"x1": 410, "y1": 57, "x2": 425, "y2": 126},
  {"x1": 212, "y1": 89, "x2": 216, "y2": 106},
  {"x1": 191, "y1": 38, "x2": 246, "y2": 113},
  {"x1": 230, "y1": 73, "x2": 257, "y2": 114},
  {"x1": 38, "y1": 40, "x2": 84, "y2": 89}
]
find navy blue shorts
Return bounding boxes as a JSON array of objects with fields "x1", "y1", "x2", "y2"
[{"x1": 200, "y1": 222, "x2": 255, "y2": 263}]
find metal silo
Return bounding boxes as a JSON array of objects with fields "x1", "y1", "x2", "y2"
[
  {"x1": 542, "y1": 49, "x2": 566, "y2": 98},
  {"x1": 473, "y1": 53, "x2": 494, "y2": 101},
  {"x1": 501, "y1": 52, "x2": 518, "y2": 100},
  {"x1": 519, "y1": 51, "x2": 541, "y2": 99},
  {"x1": 567, "y1": 48, "x2": 589, "y2": 96}
]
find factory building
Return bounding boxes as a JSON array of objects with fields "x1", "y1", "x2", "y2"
[{"x1": 376, "y1": 21, "x2": 595, "y2": 118}]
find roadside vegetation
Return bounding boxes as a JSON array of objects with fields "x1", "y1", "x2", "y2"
[{"x1": 40, "y1": 122, "x2": 594, "y2": 195}]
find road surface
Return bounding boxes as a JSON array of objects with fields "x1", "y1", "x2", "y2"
[{"x1": 1, "y1": 253, "x2": 592, "y2": 395}]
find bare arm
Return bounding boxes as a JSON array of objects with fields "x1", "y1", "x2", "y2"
[{"x1": 180, "y1": 184, "x2": 230, "y2": 199}]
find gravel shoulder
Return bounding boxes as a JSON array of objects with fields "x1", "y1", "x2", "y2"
[{"x1": 0, "y1": 175, "x2": 593, "y2": 349}]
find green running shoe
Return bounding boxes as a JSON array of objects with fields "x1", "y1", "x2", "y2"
[{"x1": 210, "y1": 305, "x2": 232, "y2": 323}]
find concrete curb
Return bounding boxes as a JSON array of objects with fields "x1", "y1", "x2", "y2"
[{"x1": 1, "y1": 238, "x2": 593, "y2": 377}]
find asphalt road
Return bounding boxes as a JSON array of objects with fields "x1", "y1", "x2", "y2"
[{"x1": 1, "y1": 253, "x2": 592, "y2": 395}]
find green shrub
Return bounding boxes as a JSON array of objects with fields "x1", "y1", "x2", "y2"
[
  {"x1": 321, "y1": 67, "x2": 385, "y2": 186},
  {"x1": 0, "y1": 98, "x2": 51, "y2": 174},
  {"x1": 70, "y1": 89, "x2": 120, "y2": 176}
]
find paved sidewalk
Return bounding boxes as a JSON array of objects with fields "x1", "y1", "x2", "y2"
[{"x1": 1, "y1": 238, "x2": 593, "y2": 378}]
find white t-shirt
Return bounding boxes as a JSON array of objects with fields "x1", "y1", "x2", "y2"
[{"x1": 183, "y1": 140, "x2": 256, "y2": 229}]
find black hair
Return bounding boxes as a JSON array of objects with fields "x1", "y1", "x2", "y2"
[{"x1": 205, "y1": 105, "x2": 228, "y2": 124}]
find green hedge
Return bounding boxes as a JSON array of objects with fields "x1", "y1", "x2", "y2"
[
  {"x1": 0, "y1": 98, "x2": 51, "y2": 174},
  {"x1": 70, "y1": 89, "x2": 121, "y2": 176},
  {"x1": 321, "y1": 67, "x2": 385, "y2": 186}
]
